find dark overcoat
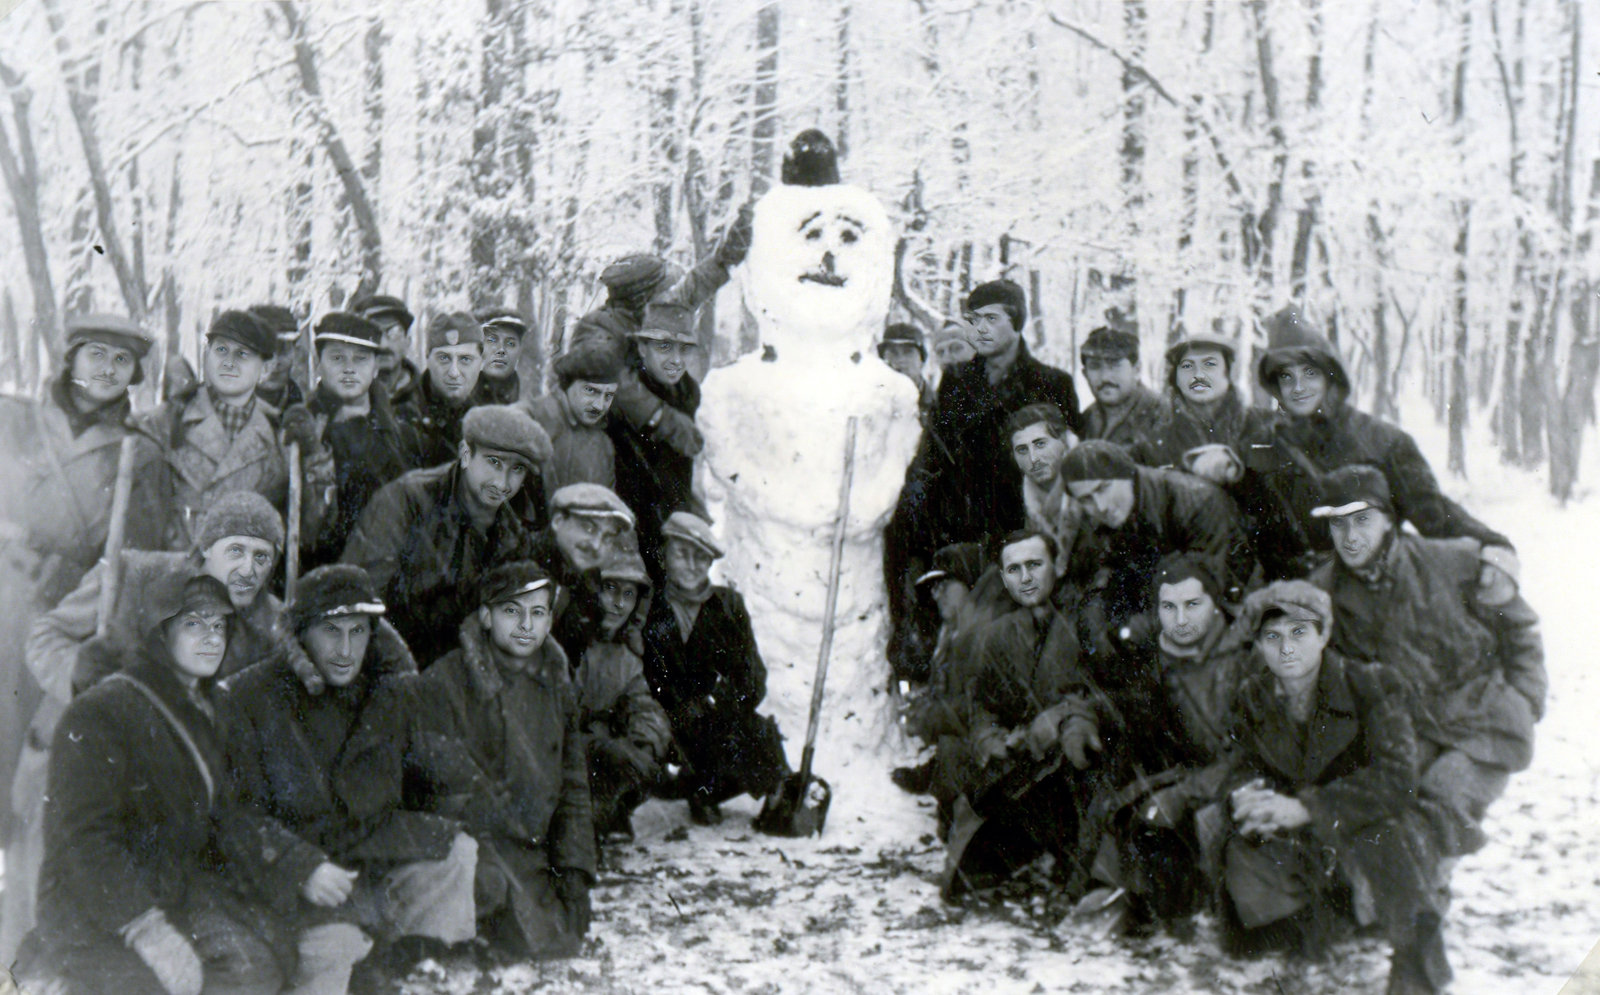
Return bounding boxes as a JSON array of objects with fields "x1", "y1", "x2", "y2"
[
  {"x1": 303, "y1": 383, "x2": 419, "y2": 569},
  {"x1": 394, "y1": 375, "x2": 473, "y2": 471},
  {"x1": 1079, "y1": 382, "x2": 1165, "y2": 451},
  {"x1": 607, "y1": 369, "x2": 700, "y2": 578}
]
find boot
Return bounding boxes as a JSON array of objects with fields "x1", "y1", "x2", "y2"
[
  {"x1": 688, "y1": 795, "x2": 723, "y2": 826},
  {"x1": 892, "y1": 761, "x2": 935, "y2": 795}
]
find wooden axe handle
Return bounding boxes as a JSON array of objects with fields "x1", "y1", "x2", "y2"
[
  {"x1": 94, "y1": 436, "x2": 139, "y2": 638},
  {"x1": 285, "y1": 441, "x2": 302, "y2": 605}
]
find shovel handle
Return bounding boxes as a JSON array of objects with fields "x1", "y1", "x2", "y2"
[
  {"x1": 798, "y1": 417, "x2": 858, "y2": 783},
  {"x1": 285, "y1": 441, "x2": 302, "y2": 604},
  {"x1": 94, "y1": 437, "x2": 139, "y2": 638}
]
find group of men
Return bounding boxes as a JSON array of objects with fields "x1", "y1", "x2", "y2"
[{"x1": 0, "y1": 241, "x2": 1543, "y2": 995}]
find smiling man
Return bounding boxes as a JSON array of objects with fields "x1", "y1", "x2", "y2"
[
  {"x1": 529, "y1": 483, "x2": 637, "y2": 660},
  {"x1": 396, "y1": 312, "x2": 486, "y2": 469},
  {"x1": 342, "y1": 404, "x2": 552, "y2": 667},
  {"x1": 1132, "y1": 329, "x2": 1274, "y2": 492},
  {"x1": 523, "y1": 341, "x2": 626, "y2": 495}
]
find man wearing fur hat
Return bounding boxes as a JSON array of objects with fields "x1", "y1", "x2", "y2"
[
  {"x1": 641, "y1": 511, "x2": 788, "y2": 827},
  {"x1": 521, "y1": 342, "x2": 626, "y2": 495},
  {"x1": 7, "y1": 492, "x2": 292, "y2": 962},
  {"x1": 1248, "y1": 306, "x2": 1516, "y2": 584},
  {"x1": 219, "y1": 564, "x2": 476, "y2": 983},
  {"x1": 1133, "y1": 328, "x2": 1274, "y2": 488},
  {"x1": 349, "y1": 292, "x2": 422, "y2": 407},
  {"x1": 395, "y1": 312, "x2": 489, "y2": 469},
  {"x1": 529, "y1": 483, "x2": 637, "y2": 660},
  {"x1": 1308, "y1": 465, "x2": 1544, "y2": 860},
  {"x1": 342, "y1": 403, "x2": 552, "y2": 667},
  {"x1": 1077, "y1": 326, "x2": 1163, "y2": 450},
  {"x1": 410, "y1": 561, "x2": 596, "y2": 961},
  {"x1": 472, "y1": 308, "x2": 530, "y2": 406}
]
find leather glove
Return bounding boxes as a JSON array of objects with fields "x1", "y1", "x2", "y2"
[
  {"x1": 553, "y1": 869, "x2": 593, "y2": 936},
  {"x1": 123, "y1": 908, "x2": 203, "y2": 995},
  {"x1": 1478, "y1": 545, "x2": 1520, "y2": 606},
  {"x1": 279, "y1": 403, "x2": 321, "y2": 454},
  {"x1": 163, "y1": 356, "x2": 199, "y2": 405},
  {"x1": 651, "y1": 406, "x2": 705, "y2": 457},
  {"x1": 1183, "y1": 443, "x2": 1244, "y2": 485},
  {"x1": 714, "y1": 201, "x2": 756, "y2": 268},
  {"x1": 1058, "y1": 716, "x2": 1103, "y2": 771}
]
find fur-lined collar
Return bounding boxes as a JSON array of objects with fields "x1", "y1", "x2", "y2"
[
  {"x1": 283, "y1": 615, "x2": 419, "y2": 695},
  {"x1": 454, "y1": 614, "x2": 568, "y2": 700}
]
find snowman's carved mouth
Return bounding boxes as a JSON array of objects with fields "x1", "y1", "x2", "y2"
[{"x1": 799, "y1": 271, "x2": 847, "y2": 287}]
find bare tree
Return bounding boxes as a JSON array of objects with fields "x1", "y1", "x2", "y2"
[{"x1": 0, "y1": 56, "x2": 58, "y2": 366}]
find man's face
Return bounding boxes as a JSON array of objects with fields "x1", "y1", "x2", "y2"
[
  {"x1": 881, "y1": 343, "x2": 924, "y2": 382},
  {"x1": 482, "y1": 327, "x2": 522, "y2": 381},
  {"x1": 1082, "y1": 354, "x2": 1138, "y2": 407},
  {"x1": 1158, "y1": 577, "x2": 1220, "y2": 649},
  {"x1": 303, "y1": 615, "x2": 373, "y2": 688},
  {"x1": 1068, "y1": 478, "x2": 1135, "y2": 530},
  {"x1": 1000, "y1": 536, "x2": 1057, "y2": 608},
  {"x1": 934, "y1": 336, "x2": 976, "y2": 368},
  {"x1": 479, "y1": 588, "x2": 554, "y2": 662},
  {"x1": 639, "y1": 339, "x2": 694, "y2": 386},
  {"x1": 457, "y1": 443, "x2": 529, "y2": 512},
  {"x1": 563, "y1": 380, "x2": 619, "y2": 427},
  {"x1": 203, "y1": 336, "x2": 266, "y2": 403},
  {"x1": 551, "y1": 512, "x2": 622, "y2": 573},
  {"x1": 1275, "y1": 363, "x2": 1329, "y2": 418},
  {"x1": 1257, "y1": 614, "x2": 1329, "y2": 685},
  {"x1": 316, "y1": 343, "x2": 378, "y2": 403},
  {"x1": 259, "y1": 348, "x2": 294, "y2": 394},
  {"x1": 1329, "y1": 507, "x2": 1392, "y2": 571},
  {"x1": 166, "y1": 610, "x2": 230, "y2": 681},
  {"x1": 599, "y1": 579, "x2": 640, "y2": 636},
  {"x1": 965, "y1": 304, "x2": 1020, "y2": 359},
  {"x1": 427, "y1": 343, "x2": 482, "y2": 403},
  {"x1": 201, "y1": 535, "x2": 278, "y2": 607},
  {"x1": 372, "y1": 316, "x2": 408, "y2": 372},
  {"x1": 1175, "y1": 346, "x2": 1229, "y2": 407},
  {"x1": 69, "y1": 340, "x2": 138, "y2": 405},
  {"x1": 663, "y1": 537, "x2": 715, "y2": 591},
  {"x1": 1011, "y1": 421, "x2": 1068, "y2": 489},
  {"x1": 931, "y1": 578, "x2": 970, "y2": 622}
]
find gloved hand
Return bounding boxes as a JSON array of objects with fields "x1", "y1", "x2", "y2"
[
  {"x1": 598, "y1": 735, "x2": 662, "y2": 782},
  {"x1": 279, "y1": 404, "x2": 322, "y2": 454},
  {"x1": 971, "y1": 725, "x2": 1009, "y2": 767},
  {"x1": 1025, "y1": 703, "x2": 1073, "y2": 761},
  {"x1": 163, "y1": 355, "x2": 200, "y2": 405},
  {"x1": 1478, "y1": 545, "x2": 1520, "y2": 606},
  {"x1": 714, "y1": 201, "x2": 756, "y2": 268},
  {"x1": 651, "y1": 406, "x2": 705, "y2": 457},
  {"x1": 553, "y1": 868, "x2": 593, "y2": 936},
  {"x1": 1058, "y1": 716, "x2": 1103, "y2": 770},
  {"x1": 1183, "y1": 444, "x2": 1244, "y2": 485},
  {"x1": 123, "y1": 907, "x2": 203, "y2": 995}
]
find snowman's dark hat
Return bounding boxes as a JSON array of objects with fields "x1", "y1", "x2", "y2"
[{"x1": 781, "y1": 130, "x2": 841, "y2": 187}]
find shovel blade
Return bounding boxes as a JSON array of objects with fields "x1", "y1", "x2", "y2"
[{"x1": 753, "y1": 772, "x2": 832, "y2": 838}]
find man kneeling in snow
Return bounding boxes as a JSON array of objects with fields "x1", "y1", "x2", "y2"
[{"x1": 412, "y1": 561, "x2": 596, "y2": 961}]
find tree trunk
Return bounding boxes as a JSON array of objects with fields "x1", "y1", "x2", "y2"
[
  {"x1": 1249, "y1": 0, "x2": 1288, "y2": 305},
  {"x1": 1120, "y1": 0, "x2": 1147, "y2": 223},
  {"x1": 1446, "y1": 0, "x2": 1472, "y2": 476},
  {"x1": 751, "y1": 3, "x2": 780, "y2": 197},
  {"x1": 835, "y1": 3, "x2": 851, "y2": 158},
  {"x1": 1290, "y1": 0, "x2": 1323, "y2": 301},
  {"x1": 0, "y1": 56, "x2": 59, "y2": 365}
]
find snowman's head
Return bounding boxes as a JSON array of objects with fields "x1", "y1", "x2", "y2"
[{"x1": 745, "y1": 183, "x2": 894, "y2": 359}]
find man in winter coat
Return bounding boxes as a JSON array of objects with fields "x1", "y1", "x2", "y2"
[
  {"x1": 1006, "y1": 402, "x2": 1079, "y2": 574},
  {"x1": 1308, "y1": 464, "x2": 1544, "y2": 858},
  {"x1": 472, "y1": 308, "x2": 529, "y2": 406},
  {"x1": 410, "y1": 561, "x2": 595, "y2": 961},
  {"x1": 522, "y1": 341, "x2": 625, "y2": 496},
  {"x1": 1132, "y1": 330, "x2": 1274, "y2": 486},
  {"x1": 219, "y1": 565, "x2": 477, "y2": 980},
  {"x1": 137, "y1": 310, "x2": 292, "y2": 551},
  {"x1": 1211, "y1": 580, "x2": 1447, "y2": 995},
  {"x1": 6, "y1": 492, "x2": 292, "y2": 963},
  {"x1": 527, "y1": 483, "x2": 637, "y2": 663},
  {"x1": 350, "y1": 293, "x2": 422, "y2": 408},
  {"x1": 395, "y1": 312, "x2": 486, "y2": 469},
  {"x1": 341, "y1": 404, "x2": 552, "y2": 668},
  {"x1": 1247, "y1": 306, "x2": 1516, "y2": 582},
  {"x1": 248, "y1": 304, "x2": 309, "y2": 417},
  {"x1": 0, "y1": 313, "x2": 165, "y2": 841},
  {"x1": 641, "y1": 512, "x2": 788, "y2": 827},
  {"x1": 879, "y1": 322, "x2": 936, "y2": 416},
  {"x1": 1078, "y1": 326, "x2": 1163, "y2": 450},
  {"x1": 296, "y1": 311, "x2": 420, "y2": 570}
]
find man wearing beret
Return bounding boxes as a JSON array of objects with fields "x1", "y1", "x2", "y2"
[
  {"x1": 299, "y1": 312, "x2": 422, "y2": 570},
  {"x1": 1077, "y1": 326, "x2": 1163, "y2": 450},
  {"x1": 349, "y1": 292, "x2": 422, "y2": 407},
  {"x1": 529, "y1": 483, "x2": 637, "y2": 660},
  {"x1": 342, "y1": 403, "x2": 552, "y2": 666},
  {"x1": 395, "y1": 311, "x2": 487, "y2": 469},
  {"x1": 521, "y1": 342, "x2": 625, "y2": 495},
  {"x1": 5, "y1": 492, "x2": 293, "y2": 960},
  {"x1": 567, "y1": 205, "x2": 754, "y2": 465},
  {"x1": 472, "y1": 307, "x2": 530, "y2": 406},
  {"x1": 136, "y1": 310, "x2": 293, "y2": 550},
  {"x1": 248, "y1": 303, "x2": 309, "y2": 416}
]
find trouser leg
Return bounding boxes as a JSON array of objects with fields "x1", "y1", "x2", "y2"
[
  {"x1": 187, "y1": 905, "x2": 286, "y2": 995},
  {"x1": 380, "y1": 832, "x2": 478, "y2": 944},
  {"x1": 1224, "y1": 836, "x2": 1311, "y2": 929},
  {"x1": 1419, "y1": 747, "x2": 1509, "y2": 854},
  {"x1": 284, "y1": 923, "x2": 373, "y2": 995}
]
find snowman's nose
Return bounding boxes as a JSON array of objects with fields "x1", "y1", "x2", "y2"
[{"x1": 822, "y1": 251, "x2": 835, "y2": 272}]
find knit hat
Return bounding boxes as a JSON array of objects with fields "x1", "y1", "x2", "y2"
[
  {"x1": 206, "y1": 310, "x2": 277, "y2": 359},
  {"x1": 878, "y1": 323, "x2": 926, "y2": 361},
  {"x1": 550, "y1": 483, "x2": 637, "y2": 529},
  {"x1": 553, "y1": 341, "x2": 627, "y2": 384},
  {"x1": 1080, "y1": 326, "x2": 1140, "y2": 363},
  {"x1": 1239, "y1": 579, "x2": 1331, "y2": 637},
  {"x1": 661, "y1": 510, "x2": 723, "y2": 559},
  {"x1": 964, "y1": 280, "x2": 1027, "y2": 329},
  {"x1": 247, "y1": 305, "x2": 301, "y2": 341},
  {"x1": 195, "y1": 491, "x2": 285, "y2": 552},
  {"x1": 461, "y1": 404, "x2": 553, "y2": 469},
  {"x1": 1255, "y1": 306, "x2": 1352, "y2": 399},
  {"x1": 1310, "y1": 464, "x2": 1395, "y2": 519},
  {"x1": 1059, "y1": 440, "x2": 1138, "y2": 483},
  {"x1": 64, "y1": 314, "x2": 155, "y2": 386},
  {"x1": 425, "y1": 312, "x2": 484, "y2": 353},
  {"x1": 916, "y1": 542, "x2": 986, "y2": 589},
  {"x1": 475, "y1": 307, "x2": 529, "y2": 338},
  {"x1": 289, "y1": 564, "x2": 386, "y2": 634},
  {"x1": 634, "y1": 302, "x2": 697, "y2": 344},
  {"x1": 314, "y1": 312, "x2": 384, "y2": 350},
  {"x1": 600, "y1": 255, "x2": 669, "y2": 301},
  {"x1": 351, "y1": 294, "x2": 414, "y2": 331},
  {"x1": 478, "y1": 560, "x2": 555, "y2": 608}
]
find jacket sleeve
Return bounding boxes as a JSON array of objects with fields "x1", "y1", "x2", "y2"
[
  {"x1": 612, "y1": 652, "x2": 672, "y2": 756},
  {"x1": 338, "y1": 478, "x2": 413, "y2": 593},
  {"x1": 1181, "y1": 482, "x2": 1254, "y2": 593},
  {"x1": 27, "y1": 559, "x2": 107, "y2": 705},
  {"x1": 1475, "y1": 591, "x2": 1546, "y2": 721},
  {"x1": 548, "y1": 707, "x2": 598, "y2": 878},
  {"x1": 659, "y1": 255, "x2": 733, "y2": 313},
  {"x1": 1385, "y1": 432, "x2": 1512, "y2": 549},
  {"x1": 726, "y1": 593, "x2": 768, "y2": 713},
  {"x1": 1298, "y1": 662, "x2": 1419, "y2": 842}
]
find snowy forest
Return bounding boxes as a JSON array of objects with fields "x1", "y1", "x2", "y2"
[{"x1": 1, "y1": 0, "x2": 1599, "y2": 497}]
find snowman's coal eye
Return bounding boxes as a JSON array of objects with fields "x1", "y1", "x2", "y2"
[
  {"x1": 841, "y1": 229, "x2": 858, "y2": 244},
  {"x1": 805, "y1": 229, "x2": 822, "y2": 241}
]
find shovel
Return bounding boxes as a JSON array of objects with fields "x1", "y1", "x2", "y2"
[{"x1": 754, "y1": 416, "x2": 858, "y2": 838}]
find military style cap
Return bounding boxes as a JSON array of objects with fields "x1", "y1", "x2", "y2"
[
  {"x1": 426, "y1": 312, "x2": 485, "y2": 353},
  {"x1": 915, "y1": 542, "x2": 985, "y2": 589},
  {"x1": 878, "y1": 323, "x2": 926, "y2": 361},
  {"x1": 478, "y1": 560, "x2": 555, "y2": 608},
  {"x1": 352, "y1": 294, "x2": 415, "y2": 331},
  {"x1": 600, "y1": 255, "x2": 668, "y2": 298},
  {"x1": 474, "y1": 307, "x2": 529, "y2": 338},
  {"x1": 247, "y1": 305, "x2": 302, "y2": 341},
  {"x1": 661, "y1": 511, "x2": 723, "y2": 560},
  {"x1": 461, "y1": 404, "x2": 553, "y2": 469},
  {"x1": 289, "y1": 564, "x2": 386, "y2": 634},
  {"x1": 550, "y1": 483, "x2": 637, "y2": 529},
  {"x1": 1310, "y1": 464, "x2": 1394, "y2": 519},
  {"x1": 314, "y1": 312, "x2": 384, "y2": 350}
]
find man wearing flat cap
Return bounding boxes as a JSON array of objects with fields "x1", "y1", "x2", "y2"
[
  {"x1": 343, "y1": 403, "x2": 552, "y2": 666},
  {"x1": 529, "y1": 482, "x2": 637, "y2": 660},
  {"x1": 348, "y1": 292, "x2": 422, "y2": 406},
  {"x1": 472, "y1": 307, "x2": 530, "y2": 406},
  {"x1": 395, "y1": 311, "x2": 487, "y2": 469},
  {"x1": 248, "y1": 303, "x2": 310, "y2": 416},
  {"x1": 521, "y1": 341, "x2": 626, "y2": 495},
  {"x1": 641, "y1": 511, "x2": 788, "y2": 827},
  {"x1": 1078, "y1": 326, "x2": 1163, "y2": 450}
]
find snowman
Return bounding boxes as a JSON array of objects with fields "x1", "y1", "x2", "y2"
[{"x1": 698, "y1": 132, "x2": 923, "y2": 838}]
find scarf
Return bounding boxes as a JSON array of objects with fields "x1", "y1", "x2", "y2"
[
  {"x1": 52, "y1": 375, "x2": 130, "y2": 438},
  {"x1": 207, "y1": 385, "x2": 257, "y2": 439},
  {"x1": 663, "y1": 577, "x2": 714, "y2": 642}
]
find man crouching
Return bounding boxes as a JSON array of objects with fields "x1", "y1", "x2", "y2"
[{"x1": 413, "y1": 562, "x2": 596, "y2": 961}]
